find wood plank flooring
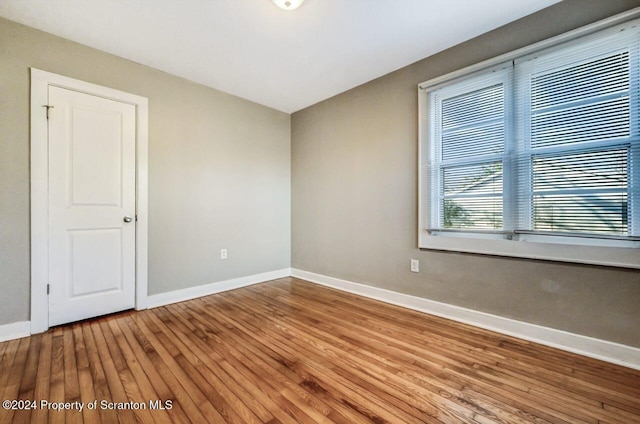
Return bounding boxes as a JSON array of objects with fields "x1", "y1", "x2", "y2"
[{"x1": 1, "y1": 277, "x2": 639, "y2": 423}]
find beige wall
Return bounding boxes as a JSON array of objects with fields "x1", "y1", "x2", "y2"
[
  {"x1": 0, "y1": 17, "x2": 291, "y2": 325},
  {"x1": 292, "y1": 0, "x2": 640, "y2": 348}
]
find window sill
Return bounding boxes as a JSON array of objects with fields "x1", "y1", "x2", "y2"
[{"x1": 419, "y1": 232, "x2": 640, "y2": 269}]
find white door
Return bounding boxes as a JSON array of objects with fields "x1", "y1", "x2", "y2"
[{"x1": 48, "y1": 86, "x2": 137, "y2": 326}]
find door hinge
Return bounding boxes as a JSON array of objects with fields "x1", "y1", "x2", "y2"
[
  {"x1": 135, "y1": 215, "x2": 138, "y2": 222},
  {"x1": 42, "y1": 105, "x2": 54, "y2": 120},
  {"x1": 47, "y1": 284, "x2": 50, "y2": 295}
]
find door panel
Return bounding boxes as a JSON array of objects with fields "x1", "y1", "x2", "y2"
[
  {"x1": 48, "y1": 86, "x2": 136, "y2": 326},
  {"x1": 69, "y1": 229, "x2": 123, "y2": 296},
  {"x1": 70, "y1": 107, "x2": 124, "y2": 206}
]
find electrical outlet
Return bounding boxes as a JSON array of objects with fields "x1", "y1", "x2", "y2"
[
  {"x1": 220, "y1": 249, "x2": 228, "y2": 260},
  {"x1": 410, "y1": 259, "x2": 419, "y2": 273}
]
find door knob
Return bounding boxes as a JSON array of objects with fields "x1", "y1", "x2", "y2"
[{"x1": 123, "y1": 216, "x2": 133, "y2": 223}]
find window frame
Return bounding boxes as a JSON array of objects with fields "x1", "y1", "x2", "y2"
[{"x1": 418, "y1": 9, "x2": 640, "y2": 269}]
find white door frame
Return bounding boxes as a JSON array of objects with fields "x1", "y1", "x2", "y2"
[{"x1": 30, "y1": 68, "x2": 149, "y2": 333}]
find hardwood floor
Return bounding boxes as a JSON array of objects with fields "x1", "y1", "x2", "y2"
[{"x1": 1, "y1": 277, "x2": 639, "y2": 423}]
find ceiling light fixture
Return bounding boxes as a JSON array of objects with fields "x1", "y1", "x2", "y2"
[{"x1": 272, "y1": 0, "x2": 305, "y2": 11}]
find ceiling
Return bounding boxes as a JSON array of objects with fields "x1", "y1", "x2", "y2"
[{"x1": 0, "y1": 0, "x2": 560, "y2": 113}]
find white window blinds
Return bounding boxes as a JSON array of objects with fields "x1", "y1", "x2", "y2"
[
  {"x1": 425, "y1": 19, "x2": 640, "y2": 241},
  {"x1": 427, "y1": 70, "x2": 510, "y2": 231}
]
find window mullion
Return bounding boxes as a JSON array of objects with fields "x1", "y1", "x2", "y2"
[
  {"x1": 514, "y1": 59, "x2": 533, "y2": 233},
  {"x1": 503, "y1": 65, "x2": 517, "y2": 232},
  {"x1": 629, "y1": 41, "x2": 640, "y2": 236}
]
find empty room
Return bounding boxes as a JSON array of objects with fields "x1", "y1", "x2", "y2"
[{"x1": 1, "y1": 0, "x2": 639, "y2": 423}]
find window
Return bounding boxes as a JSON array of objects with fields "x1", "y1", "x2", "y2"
[
  {"x1": 427, "y1": 70, "x2": 511, "y2": 232},
  {"x1": 419, "y1": 17, "x2": 640, "y2": 266}
]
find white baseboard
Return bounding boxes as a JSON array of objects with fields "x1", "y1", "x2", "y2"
[
  {"x1": 291, "y1": 268, "x2": 640, "y2": 370},
  {"x1": 147, "y1": 268, "x2": 291, "y2": 309},
  {"x1": 0, "y1": 321, "x2": 31, "y2": 342},
  {"x1": 4, "y1": 267, "x2": 637, "y2": 370}
]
